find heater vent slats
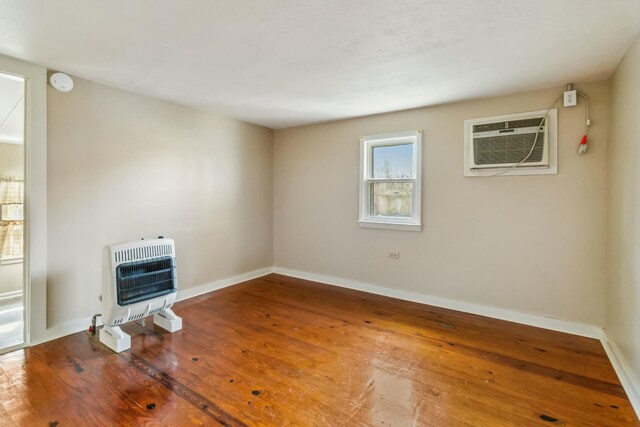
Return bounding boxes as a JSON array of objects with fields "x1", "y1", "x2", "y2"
[
  {"x1": 114, "y1": 244, "x2": 173, "y2": 263},
  {"x1": 119, "y1": 268, "x2": 172, "y2": 283},
  {"x1": 116, "y1": 256, "x2": 176, "y2": 306}
]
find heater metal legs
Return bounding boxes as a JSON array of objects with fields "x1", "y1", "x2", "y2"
[
  {"x1": 154, "y1": 308, "x2": 182, "y2": 332},
  {"x1": 99, "y1": 325, "x2": 131, "y2": 353}
]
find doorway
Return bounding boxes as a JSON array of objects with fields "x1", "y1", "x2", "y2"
[{"x1": 0, "y1": 72, "x2": 25, "y2": 351}]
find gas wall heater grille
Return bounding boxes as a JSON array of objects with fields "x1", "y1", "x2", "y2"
[
  {"x1": 99, "y1": 238, "x2": 182, "y2": 353},
  {"x1": 116, "y1": 257, "x2": 175, "y2": 305}
]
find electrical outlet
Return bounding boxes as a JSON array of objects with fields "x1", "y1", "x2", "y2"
[
  {"x1": 388, "y1": 251, "x2": 400, "y2": 260},
  {"x1": 563, "y1": 90, "x2": 577, "y2": 107}
]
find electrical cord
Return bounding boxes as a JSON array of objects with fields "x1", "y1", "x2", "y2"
[
  {"x1": 490, "y1": 95, "x2": 562, "y2": 177},
  {"x1": 578, "y1": 91, "x2": 590, "y2": 134},
  {"x1": 577, "y1": 91, "x2": 591, "y2": 155}
]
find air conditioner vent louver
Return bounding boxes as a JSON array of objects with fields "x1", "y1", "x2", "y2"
[
  {"x1": 472, "y1": 117, "x2": 545, "y2": 133},
  {"x1": 473, "y1": 132, "x2": 545, "y2": 165}
]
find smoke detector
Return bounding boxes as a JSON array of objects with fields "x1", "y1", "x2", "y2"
[{"x1": 49, "y1": 72, "x2": 74, "y2": 92}]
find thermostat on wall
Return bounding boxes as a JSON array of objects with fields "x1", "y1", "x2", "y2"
[{"x1": 49, "y1": 72, "x2": 74, "y2": 92}]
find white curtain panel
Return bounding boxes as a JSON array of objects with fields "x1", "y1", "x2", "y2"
[
  {"x1": 0, "y1": 224, "x2": 6, "y2": 256},
  {"x1": 0, "y1": 177, "x2": 24, "y2": 204},
  {"x1": 0, "y1": 177, "x2": 24, "y2": 259}
]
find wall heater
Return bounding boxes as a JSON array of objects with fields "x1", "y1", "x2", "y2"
[{"x1": 99, "y1": 238, "x2": 182, "y2": 352}]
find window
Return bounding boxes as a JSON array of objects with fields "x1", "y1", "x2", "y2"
[
  {"x1": 0, "y1": 177, "x2": 24, "y2": 264},
  {"x1": 358, "y1": 130, "x2": 422, "y2": 231}
]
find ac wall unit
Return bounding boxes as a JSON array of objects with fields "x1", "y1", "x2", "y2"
[
  {"x1": 464, "y1": 109, "x2": 558, "y2": 177},
  {"x1": 100, "y1": 238, "x2": 182, "y2": 353}
]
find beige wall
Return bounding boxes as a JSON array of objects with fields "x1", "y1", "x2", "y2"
[
  {"x1": 0, "y1": 143, "x2": 23, "y2": 178},
  {"x1": 0, "y1": 143, "x2": 24, "y2": 296},
  {"x1": 0, "y1": 263, "x2": 22, "y2": 295},
  {"x1": 274, "y1": 81, "x2": 609, "y2": 325},
  {"x1": 47, "y1": 77, "x2": 273, "y2": 329},
  {"x1": 607, "y1": 34, "x2": 640, "y2": 388}
]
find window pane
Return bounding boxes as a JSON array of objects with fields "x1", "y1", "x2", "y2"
[
  {"x1": 370, "y1": 182, "x2": 412, "y2": 217},
  {"x1": 372, "y1": 143, "x2": 414, "y2": 179}
]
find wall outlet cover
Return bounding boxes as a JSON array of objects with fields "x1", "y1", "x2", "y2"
[{"x1": 564, "y1": 90, "x2": 577, "y2": 107}]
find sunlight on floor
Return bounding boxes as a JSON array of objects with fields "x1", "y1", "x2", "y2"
[{"x1": 0, "y1": 301, "x2": 23, "y2": 350}]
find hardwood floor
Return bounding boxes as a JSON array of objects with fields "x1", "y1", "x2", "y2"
[{"x1": 0, "y1": 273, "x2": 637, "y2": 426}]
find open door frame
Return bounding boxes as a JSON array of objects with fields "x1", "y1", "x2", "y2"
[{"x1": 0, "y1": 54, "x2": 47, "y2": 350}]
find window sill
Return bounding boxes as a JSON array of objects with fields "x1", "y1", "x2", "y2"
[
  {"x1": 358, "y1": 220, "x2": 421, "y2": 232},
  {"x1": 0, "y1": 257, "x2": 23, "y2": 266}
]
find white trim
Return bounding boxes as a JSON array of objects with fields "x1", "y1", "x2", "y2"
[
  {"x1": 29, "y1": 267, "x2": 275, "y2": 346},
  {"x1": 175, "y1": 267, "x2": 274, "y2": 302},
  {"x1": 30, "y1": 318, "x2": 90, "y2": 346},
  {"x1": 464, "y1": 109, "x2": 558, "y2": 177},
  {"x1": 600, "y1": 331, "x2": 640, "y2": 419},
  {"x1": 0, "y1": 289, "x2": 23, "y2": 303},
  {"x1": 0, "y1": 342, "x2": 27, "y2": 356},
  {"x1": 359, "y1": 130, "x2": 422, "y2": 231},
  {"x1": 357, "y1": 220, "x2": 421, "y2": 231},
  {"x1": 0, "y1": 71, "x2": 24, "y2": 83},
  {"x1": 272, "y1": 267, "x2": 601, "y2": 338},
  {"x1": 0, "y1": 137, "x2": 23, "y2": 145},
  {"x1": 0, "y1": 54, "x2": 48, "y2": 348},
  {"x1": 0, "y1": 256, "x2": 23, "y2": 266}
]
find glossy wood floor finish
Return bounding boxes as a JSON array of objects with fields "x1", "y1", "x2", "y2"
[{"x1": 0, "y1": 274, "x2": 638, "y2": 426}]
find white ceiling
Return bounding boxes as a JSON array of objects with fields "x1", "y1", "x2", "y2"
[{"x1": 1, "y1": 1, "x2": 640, "y2": 129}]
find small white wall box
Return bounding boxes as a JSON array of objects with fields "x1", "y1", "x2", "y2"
[
  {"x1": 563, "y1": 90, "x2": 577, "y2": 107},
  {"x1": 100, "y1": 238, "x2": 182, "y2": 353},
  {"x1": 464, "y1": 109, "x2": 558, "y2": 177},
  {"x1": 0, "y1": 204, "x2": 23, "y2": 221}
]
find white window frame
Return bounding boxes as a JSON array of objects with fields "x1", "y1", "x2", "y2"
[{"x1": 358, "y1": 130, "x2": 422, "y2": 232}]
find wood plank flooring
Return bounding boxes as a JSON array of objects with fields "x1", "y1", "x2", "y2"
[{"x1": 0, "y1": 273, "x2": 637, "y2": 426}]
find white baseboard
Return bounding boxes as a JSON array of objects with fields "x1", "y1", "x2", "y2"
[
  {"x1": 175, "y1": 267, "x2": 274, "y2": 302},
  {"x1": 273, "y1": 267, "x2": 602, "y2": 339},
  {"x1": 31, "y1": 318, "x2": 91, "y2": 346},
  {"x1": 600, "y1": 331, "x2": 640, "y2": 418},
  {"x1": 31, "y1": 267, "x2": 275, "y2": 346}
]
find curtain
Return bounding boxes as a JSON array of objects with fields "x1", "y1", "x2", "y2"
[
  {"x1": 0, "y1": 177, "x2": 24, "y2": 204},
  {"x1": 0, "y1": 177, "x2": 24, "y2": 259},
  {"x1": 0, "y1": 222, "x2": 23, "y2": 258}
]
